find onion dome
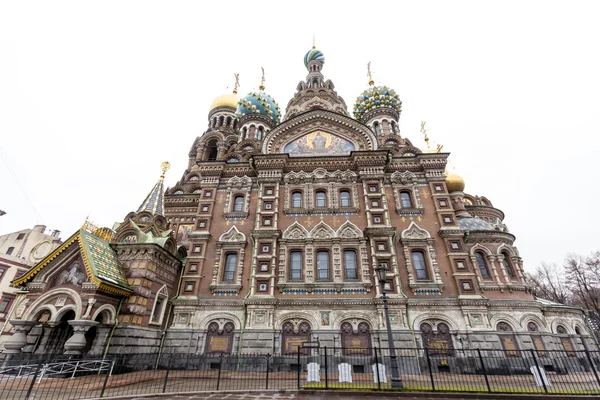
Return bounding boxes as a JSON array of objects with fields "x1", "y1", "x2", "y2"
[
  {"x1": 304, "y1": 48, "x2": 325, "y2": 70},
  {"x1": 446, "y1": 172, "x2": 465, "y2": 192},
  {"x1": 352, "y1": 85, "x2": 402, "y2": 121},
  {"x1": 209, "y1": 93, "x2": 240, "y2": 110},
  {"x1": 235, "y1": 92, "x2": 281, "y2": 124}
]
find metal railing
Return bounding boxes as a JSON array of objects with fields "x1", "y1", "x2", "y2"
[{"x1": 0, "y1": 347, "x2": 599, "y2": 399}]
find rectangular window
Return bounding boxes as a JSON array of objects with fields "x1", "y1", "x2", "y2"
[
  {"x1": 6, "y1": 247, "x2": 14, "y2": 256},
  {"x1": 317, "y1": 251, "x2": 330, "y2": 280},
  {"x1": 339, "y1": 191, "x2": 351, "y2": 207},
  {"x1": 0, "y1": 297, "x2": 11, "y2": 313},
  {"x1": 412, "y1": 250, "x2": 429, "y2": 280},
  {"x1": 344, "y1": 250, "x2": 358, "y2": 280},
  {"x1": 291, "y1": 192, "x2": 303, "y2": 208},
  {"x1": 17, "y1": 233, "x2": 25, "y2": 240},
  {"x1": 290, "y1": 251, "x2": 302, "y2": 280},
  {"x1": 223, "y1": 253, "x2": 237, "y2": 282},
  {"x1": 315, "y1": 191, "x2": 327, "y2": 208}
]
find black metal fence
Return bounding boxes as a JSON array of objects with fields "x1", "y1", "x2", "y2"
[{"x1": 1, "y1": 347, "x2": 599, "y2": 399}]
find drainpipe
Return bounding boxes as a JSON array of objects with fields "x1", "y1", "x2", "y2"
[
  {"x1": 102, "y1": 297, "x2": 124, "y2": 361},
  {"x1": 156, "y1": 258, "x2": 186, "y2": 367},
  {"x1": 406, "y1": 299, "x2": 421, "y2": 370}
]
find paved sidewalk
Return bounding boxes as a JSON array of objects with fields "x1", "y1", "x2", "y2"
[{"x1": 102, "y1": 390, "x2": 600, "y2": 400}]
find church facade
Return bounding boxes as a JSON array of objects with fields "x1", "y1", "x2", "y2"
[{"x1": 3, "y1": 48, "x2": 594, "y2": 358}]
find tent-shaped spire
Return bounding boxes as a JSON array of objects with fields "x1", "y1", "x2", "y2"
[{"x1": 137, "y1": 162, "x2": 170, "y2": 216}]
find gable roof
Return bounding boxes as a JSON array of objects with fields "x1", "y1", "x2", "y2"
[{"x1": 12, "y1": 229, "x2": 132, "y2": 296}]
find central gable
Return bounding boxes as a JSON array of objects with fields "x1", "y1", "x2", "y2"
[{"x1": 262, "y1": 109, "x2": 377, "y2": 156}]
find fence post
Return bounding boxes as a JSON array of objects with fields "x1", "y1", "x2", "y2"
[
  {"x1": 162, "y1": 354, "x2": 171, "y2": 393},
  {"x1": 297, "y1": 347, "x2": 301, "y2": 389},
  {"x1": 584, "y1": 348, "x2": 600, "y2": 390},
  {"x1": 265, "y1": 354, "x2": 270, "y2": 390},
  {"x1": 425, "y1": 348, "x2": 435, "y2": 392},
  {"x1": 100, "y1": 359, "x2": 115, "y2": 398},
  {"x1": 324, "y1": 346, "x2": 328, "y2": 389},
  {"x1": 530, "y1": 349, "x2": 548, "y2": 394},
  {"x1": 374, "y1": 347, "x2": 381, "y2": 390},
  {"x1": 216, "y1": 353, "x2": 223, "y2": 391},
  {"x1": 477, "y1": 349, "x2": 491, "y2": 393},
  {"x1": 25, "y1": 362, "x2": 43, "y2": 400}
]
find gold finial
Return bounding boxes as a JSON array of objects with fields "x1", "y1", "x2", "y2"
[
  {"x1": 367, "y1": 62, "x2": 374, "y2": 86},
  {"x1": 420, "y1": 121, "x2": 443, "y2": 153},
  {"x1": 259, "y1": 67, "x2": 265, "y2": 91},
  {"x1": 420, "y1": 121, "x2": 430, "y2": 149},
  {"x1": 233, "y1": 73, "x2": 240, "y2": 95},
  {"x1": 312, "y1": 34, "x2": 316, "y2": 49},
  {"x1": 160, "y1": 161, "x2": 170, "y2": 179}
]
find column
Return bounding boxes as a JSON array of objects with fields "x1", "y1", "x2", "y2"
[
  {"x1": 3, "y1": 320, "x2": 38, "y2": 354},
  {"x1": 63, "y1": 320, "x2": 99, "y2": 355}
]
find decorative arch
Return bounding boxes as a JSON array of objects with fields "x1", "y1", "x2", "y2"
[
  {"x1": 401, "y1": 222, "x2": 431, "y2": 240},
  {"x1": 496, "y1": 244, "x2": 517, "y2": 257},
  {"x1": 309, "y1": 221, "x2": 336, "y2": 240},
  {"x1": 489, "y1": 313, "x2": 521, "y2": 332},
  {"x1": 282, "y1": 221, "x2": 309, "y2": 240},
  {"x1": 275, "y1": 312, "x2": 319, "y2": 331},
  {"x1": 23, "y1": 288, "x2": 83, "y2": 322},
  {"x1": 469, "y1": 244, "x2": 493, "y2": 256},
  {"x1": 29, "y1": 304, "x2": 58, "y2": 322},
  {"x1": 336, "y1": 220, "x2": 363, "y2": 239},
  {"x1": 218, "y1": 225, "x2": 247, "y2": 243},
  {"x1": 333, "y1": 315, "x2": 376, "y2": 331},
  {"x1": 200, "y1": 313, "x2": 242, "y2": 330},
  {"x1": 412, "y1": 313, "x2": 459, "y2": 332},
  {"x1": 519, "y1": 313, "x2": 547, "y2": 331},
  {"x1": 92, "y1": 304, "x2": 117, "y2": 324},
  {"x1": 54, "y1": 305, "x2": 78, "y2": 323},
  {"x1": 550, "y1": 318, "x2": 573, "y2": 334}
]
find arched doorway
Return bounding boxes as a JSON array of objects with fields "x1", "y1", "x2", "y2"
[
  {"x1": 281, "y1": 320, "x2": 311, "y2": 354},
  {"x1": 205, "y1": 321, "x2": 234, "y2": 354},
  {"x1": 341, "y1": 321, "x2": 372, "y2": 355},
  {"x1": 44, "y1": 310, "x2": 75, "y2": 356},
  {"x1": 420, "y1": 322, "x2": 454, "y2": 356},
  {"x1": 527, "y1": 322, "x2": 546, "y2": 356},
  {"x1": 497, "y1": 322, "x2": 519, "y2": 357}
]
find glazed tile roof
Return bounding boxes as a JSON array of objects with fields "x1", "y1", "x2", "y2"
[
  {"x1": 79, "y1": 230, "x2": 131, "y2": 292},
  {"x1": 137, "y1": 177, "x2": 165, "y2": 216},
  {"x1": 456, "y1": 216, "x2": 495, "y2": 231}
]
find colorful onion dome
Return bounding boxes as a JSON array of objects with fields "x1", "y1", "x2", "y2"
[
  {"x1": 209, "y1": 93, "x2": 240, "y2": 110},
  {"x1": 446, "y1": 172, "x2": 465, "y2": 192},
  {"x1": 235, "y1": 92, "x2": 281, "y2": 124},
  {"x1": 304, "y1": 48, "x2": 325, "y2": 70},
  {"x1": 352, "y1": 85, "x2": 402, "y2": 121}
]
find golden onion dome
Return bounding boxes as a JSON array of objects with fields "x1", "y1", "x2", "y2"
[
  {"x1": 445, "y1": 171, "x2": 465, "y2": 192},
  {"x1": 209, "y1": 93, "x2": 240, "y2": 110}
]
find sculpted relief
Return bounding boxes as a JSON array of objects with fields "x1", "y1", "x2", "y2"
[{"x1": 283, "y1": 131, "x2": 355, "y2": 157}]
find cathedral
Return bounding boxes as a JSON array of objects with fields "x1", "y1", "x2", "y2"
[{"x1": 3, "y1": 47, "x2": 593, "y2": 359}]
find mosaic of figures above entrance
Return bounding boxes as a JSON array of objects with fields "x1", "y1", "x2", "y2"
[{"x1": 284, "y1": 131, "x2": 356, "y2": 156}]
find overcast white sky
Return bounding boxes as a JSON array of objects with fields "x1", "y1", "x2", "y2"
[{"x1": 1, "y1": 1, "x2": 599, "y2": 270}]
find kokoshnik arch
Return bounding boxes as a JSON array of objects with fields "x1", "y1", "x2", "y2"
[{"x1": 4, "y1": 46, "x2": 593, "y2": 360}]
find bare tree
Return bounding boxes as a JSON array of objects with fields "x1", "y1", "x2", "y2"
[{"x1": 527, "y1": 262, "x2": 571, "y2": 304}]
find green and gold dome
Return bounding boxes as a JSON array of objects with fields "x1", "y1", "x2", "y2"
[{"x1": 353, "y1": 85, "x2": 402, "y2": 121}]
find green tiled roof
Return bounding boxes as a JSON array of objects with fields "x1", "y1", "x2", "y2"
[{"x1": 79, "y1": 230, "x2": 132, "y2": 293}]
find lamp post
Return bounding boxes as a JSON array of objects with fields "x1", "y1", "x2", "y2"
[{"x1": 375, "y1": 263, "x2": 403, "y2": 389}]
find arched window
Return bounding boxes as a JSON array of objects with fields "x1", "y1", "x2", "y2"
[
  {"x1": 400, "y1": 191, "x2": 413, "y2": 208},
  {"x1": 339, "y1": 190, "x2": 351, "y2": 207},
  {"x1": 242, "y1": 127, "x2": 247, "y2": 139},
  {"x1": 205, "y1": 321, "x2": 234, "y2": 354},
  {"x1": 528, "y1": 321, "x2": 546, "y2": 355},
  {"x1": 412, "y1": 250, "x2": 429, "y2": 280},
  {"x1": 249, "y1": 125, "x2": 256, "y2": 138},
  {"x1": 233, "y1": 195, "x2": 244, "y2": 212},
  {"x1": 575, "y1": 326, "x2": 582, "y2": 335},
  {"x1": 497, "y1": 322, "x2": 519, "y2": 356},
  {"x1": 282, "y1": 321, "x2": 311, "y2": 354},
  {"x1": 341, "y1": 321, "x2": 372, "y2": 355},
  {"x1": 290, "y1": 251, "x2": 302, "y2": 280},
  {"x1": 218, "y1": 116, "x2": 224, "y2": 127},
  {"x1": 150, "y1": 285, "x2": 168, "y2": 324},
  {"x1": 312, "y1": 79, "x2": 318, "y2": 88},
  {"x1": 391, "y1": 121, "x2": 398, "y2": 134},
  {"x1": 226, "y1": 116, "x2": 232, "y2": 127},
  {"x1": 315, "y1": 191, "x2": 327, "y2": 208},
  {"x1": 316, "y1": 250, "x2": 330, "y2": 280},
  {"x1": 223, "y1": 253, "x2": 237, "y2": 282},
  {"x1": 207, "y1": 139, "x2": 218, "y2": 161},
  {"x1": 257, "y1": 126, "x2": 264, "y2": 140},
  {"x1": 501, "y1": 251, "x2": 515, "y2": 277},
  {"x1": 374, "y1": 122, "x2": 382, "y2": 136},
  {"x1": 233, "y1": 120, "x2": 238, "y2": 130},
  {"x1": 212, "y1": 117, "x2": 217, "y2": 128},
  {"x1": 475, "y1": 252, "x2": 490, "y2": 278},
  {"x1": 291, "y1": 192, "x2": 303, "y2": 208},
  {"x1": 344, "y1": 250, "x2": 358, "y2": 280},
  {"x1": 556, "y1": 325, "x2": 575, "y2": 354}
]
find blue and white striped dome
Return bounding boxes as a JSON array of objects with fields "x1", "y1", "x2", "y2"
[{"x1": 304, "y1": 48, "x2": 325, "y2": 70}]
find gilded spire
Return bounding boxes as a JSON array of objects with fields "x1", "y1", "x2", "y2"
[
  {"x1": 312, "y1": 34, "x2": 316, "y2": 49},
  {"x1": 367, "y1": 62, "x2": 374, "y2": 86},
  {"x1": 233, "y1": 73, "x2": 240, "y2": 95},
  {"x1": 137, "y1": 162, "x2": 169, "y2": 216},
  {"x1": 259, "y1": 67, "x2": 266, "y2": 91},
  {"x1": 421, "y1": 121, "x2": 443, "y2": 153}
]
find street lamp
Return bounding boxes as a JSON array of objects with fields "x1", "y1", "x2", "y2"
[{"x1": 375, "y1": 262, "x2": 403, "y2": 389}]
